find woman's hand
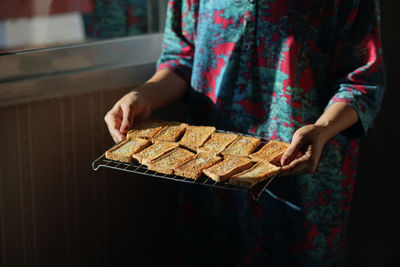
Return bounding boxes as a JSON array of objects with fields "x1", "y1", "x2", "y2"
[
  {"x1": 104, "y1": 91, "x2": 151, "y2": 143},
  {"x1": 280, "y1": 102, "x2": 359, "y2": 175},
  {"x1": 104, "y1": 69, "x2": 189, "y2": 143},
  {"x1": 280, "y1": 124, "x2": 330, "y2": 175}
]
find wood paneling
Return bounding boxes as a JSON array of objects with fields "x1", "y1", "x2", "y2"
[
  {"x1": 60, "y1": 96, "x2": 78, "y2": 267},
  {"x1": 29, "y1": 99, "x2": 66, "y2": 267},
  {"x1": 0, "y1": 106, "x2": 24, "y2": 267},
  {"x1": 72, "y1": 93, "x2": 98, "y2": 266},
  {"x1": 0, "y1": 86, "x2": 182, "y2": 267},
  {"x1": 18, "y1": 105, "x2": 36, "y2": 267}
]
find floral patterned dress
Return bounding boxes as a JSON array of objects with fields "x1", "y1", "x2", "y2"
[
  {"x1": 84, "y1": 0, "x2": 147, "y2": 38},
  {"x1": 156, "y1": 0, "x2": 385, "y2": 265}
]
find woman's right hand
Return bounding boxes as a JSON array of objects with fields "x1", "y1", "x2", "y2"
[
  {"x1": 104, "y1": 90, "x2": 151, "y2": 143},
  {"x1": 104, "y1": 69, "x2": 189, "y2": 143}
]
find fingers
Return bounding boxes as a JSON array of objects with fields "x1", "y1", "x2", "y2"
[
  {"x1": 104, "y1": 91, "x2": 151, "y2": 143},
  {"x1": 280, "y1": 146, "x2": 317, "y2": 176},
  {"x1": 281, "y1": 155, "x2": 309, "y2": 176},
  {"x1": 281, "y1": 137, "x2": 303, "y2": 166},
  {"x1": 120, "y1": 103, "x2": 135, "y2": 134},
  {"x1": 104, "y1": 109, "x2": 125, "y2": 143}
]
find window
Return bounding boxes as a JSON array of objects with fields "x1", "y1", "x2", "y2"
[{"x1": 0, "y1": 0, "x2": 167, "y2": 54}]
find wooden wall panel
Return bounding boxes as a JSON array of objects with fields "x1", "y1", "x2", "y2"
[
  {"x1": 60, "y1": 96, "x2": 79, "y2": 267},
  {"x1": 17, "y1": 105, "x2": 36, "y2": 267},
  {"x1": 0, "y1": 106, "x2": 24, "y2": 267},
  {"x1": 29, "y1": 99, "x2": 66, "y2": 267},
  {"x1": 0, "y1": 86, "x2": 179, "y2": 267},
  {"x1": 71, "y1": 93, "x2": 98, "y2": 267},
  {"x1": 91, "y1": 92, "x2": 109, "y2": 267}
]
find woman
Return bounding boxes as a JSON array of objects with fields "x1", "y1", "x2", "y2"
[{"x1": 105, "y1": 0, "x2": 385, "y2": 265}]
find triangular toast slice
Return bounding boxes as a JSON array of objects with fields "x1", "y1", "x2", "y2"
[
  {"x1": 147, "y1": 147, "x2": 195, "y2": 175},
  {"x1": 221, "y1": 136, "x2": 261, "y2": 157},
  {"x1": 229, "y1": 162, "x2": 280, "y2": 188},
  {"x1": 132, "y1": 141, "x2": 179, "y2": 164},
  {"x1": 127, "y1": 119, "x2": 167, "y2": 139},
  {"x1": 198, "y1": 132, "x2": 238, "y2": 154},
  {"x1": 203, "y1": 155, "x2": 253, "y2": 182},
  {"x1": 152, "y1": 121, "x2": 188, "y2": 142},
  {"x1": 179, "y1": 125, "x2": 216, "y2": 151},
  {"x1": 174, "y1": 152, "x2": 222, "y2": 179},
  {"x1": 105, "y1": 137, "x2": 151, "y2": 163},
  {"x1": 249, "y1": 140, "x2": 290, "y2": 164}
]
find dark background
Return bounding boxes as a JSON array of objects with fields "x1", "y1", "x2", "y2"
[{"x1": 346, "y1": 0, "x2": 400, "y2": 265}]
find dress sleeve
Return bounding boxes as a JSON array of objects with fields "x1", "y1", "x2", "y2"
[
  {"x1": 156, "y1": 0, "x2": 197, "y2": 84},
  {"x1": 326, "y1": 0, "x2": 386, "y2": 136}
]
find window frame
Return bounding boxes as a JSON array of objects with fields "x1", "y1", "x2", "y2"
[{"x1": 0, "y1": 33, "x2": 164, "y2": 107}]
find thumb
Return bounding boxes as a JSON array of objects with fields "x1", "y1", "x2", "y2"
[
  {"x1": 120, "y1": 104, "x2": 135, "y2": 133},
  {"x1": 281, "y1": 138, "x2": 303, "y2": 166}
]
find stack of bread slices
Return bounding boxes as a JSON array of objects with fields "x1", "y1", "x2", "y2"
[{"x1": 105, "y1": 119, "x2": 290, "y2": 188}]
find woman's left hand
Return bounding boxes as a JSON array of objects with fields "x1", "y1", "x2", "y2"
[{"x1": 280, "y1": 124, "x2": 329, "y2": 176}]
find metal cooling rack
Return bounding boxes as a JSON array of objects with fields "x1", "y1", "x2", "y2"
[
  {"x1": 92, "y1": 153, "x2": 280, "y2": 201},
  {"x1": 92, "y1": 130, "x2": 302, "y2": 208}
]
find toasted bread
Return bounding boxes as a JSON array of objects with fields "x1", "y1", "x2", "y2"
[
  {"x1": 198, "y1": 132, "x2": 238, "y2": 154},
  {"x1": 229, "y1": 162, "x2": 280, "y2": 188},
  {"x1": 127, "y1": 119, "x2": 167, "y2": 139},
  {"x1": 179, "y1": 125, "x2": 216, "y2": 151},
  {"x1": 132, "y1": 141, "x2": 179, "y2": 164},
  {"x1": 221, "y1": 136, "x2": 261, "y2": 157},
  {"x1": 152, "y1": 121, "x2": 188, "y2": 142},
  {"x1": 249, "y1": 140, "x2": 290, "y2": 164},
  {"x1": 203, "y1": 155, "x2": 253, "y2": 182},
  {"x1": 174, "y1": 152, "x2": 223, "y2": 179},
  {"x1": 105, "y1": 137, "x2": 151, "y2": 163},
  {"x1": 147, "y1": 147, "x2": 195, "y2": 175}
]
